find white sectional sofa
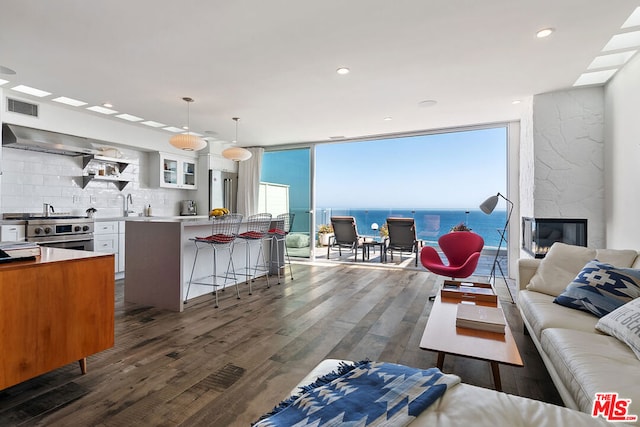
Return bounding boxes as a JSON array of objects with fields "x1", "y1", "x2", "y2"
[
  {"x1": 518, "y1": 242, "x2": 640, "y2": 424},
  {"x1": 264, "y1": 359, "x2": 612, "y2": 426}
]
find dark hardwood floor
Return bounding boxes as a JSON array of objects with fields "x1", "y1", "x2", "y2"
[{"x1": 0, "y1": 262, "x2": 562, "y2": 426}]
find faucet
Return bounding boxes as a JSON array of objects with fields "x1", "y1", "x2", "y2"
[
  {"x1": 43, "y1": 203, "x2": 54, "y2": 217},
  {"x1": 124, "y1": 194, "x2": 134, "y2": 217}
]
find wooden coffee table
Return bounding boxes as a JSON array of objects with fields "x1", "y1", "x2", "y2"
[{"x1": 419, "y1": 290, "x2": 523, "y2": 391}]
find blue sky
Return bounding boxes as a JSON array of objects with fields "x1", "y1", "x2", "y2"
[{"x1": 315, "y1": 127, "x2": 507, "y2": 209}]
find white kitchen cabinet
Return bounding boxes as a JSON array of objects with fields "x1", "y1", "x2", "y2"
[
  {"x1": 150, "y1": 152, "x2": 197, "y2": 190},
  {"x1": 0, "y1": 224, "x2": 25, "y2": 241},
  {"x1": 94, "y1": 221, "x2": 124, "y2": 274},
  {"x1": 0, "y1": 225, "x2": 25, "y2": 242}
]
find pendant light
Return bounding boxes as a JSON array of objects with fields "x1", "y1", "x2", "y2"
[
  {"x1": 222, "y1": 117, "x2": 252, "y2": 161},
  {"x1": 169, "y1": 97, "x2": 207, "y2": 151}
]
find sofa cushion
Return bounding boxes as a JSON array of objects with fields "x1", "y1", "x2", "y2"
[
  {"x1": 541, "y1": 328, "x2": 640, "y2": 416},
  {"x1": 596, "y1": 298, "x2": 640, "y2": 360},
  {"x1": 526, "y1": 243, "x2": 596, "y2": 297},
  {"x1": 554, "y1": 260, "x2": 640, "y2": 317},
  {"x1": 595, "y1": 249, "x2": 638, "y2": 268},
  {"x1": 518, "y1": 290, "x2": 599, "y2": 340}
]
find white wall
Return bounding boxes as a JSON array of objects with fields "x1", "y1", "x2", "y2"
[{"x1": 604, "y1": 53, "x2": 640, "y2": 248}]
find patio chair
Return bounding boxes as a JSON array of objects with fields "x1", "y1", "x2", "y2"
[
  {"x1": 385, "y1": 217, "x2": 420, "y2": 266},
  {"x1": 327, "y1": 216, "x2": 365, "y2": 261},
  {"x1": 420, "y1": 231, "x2": 484, "y2": 279}
]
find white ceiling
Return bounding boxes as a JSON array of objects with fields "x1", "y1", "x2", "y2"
[{"x1": 1, "y1": 1, "x2": 639, "y2": 148}]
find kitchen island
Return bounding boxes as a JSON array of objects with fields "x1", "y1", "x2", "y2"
[
  {"x1": 0, "y1": 247, "x2": 114, "y2": 390},
  {"x1": 125, "y1": 217, "x2": 276, "y2": 312}
]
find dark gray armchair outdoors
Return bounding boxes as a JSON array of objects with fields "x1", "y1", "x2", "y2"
[
  {"x1": 385, "y1": 217, "x2": 420, "y2": 266},
  {"x1": 327, "y1": 216, "x2": 365, "y2": 261}
]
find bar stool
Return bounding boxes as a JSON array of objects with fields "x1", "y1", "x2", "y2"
[
  {"x1": 268, "y1": 213, "x2": 295, "y2": 284},
  {"x1": 184, "y1": 213, "x2": 243, "y2": 308},
  {"x1": 236, "y1": 213, "x2": 272, "y2": 294}
]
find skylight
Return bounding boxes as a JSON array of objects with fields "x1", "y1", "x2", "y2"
[
  {"x1": 141, "y1": 121, "x2": 167, "y2": 128},
  {"x1": 622, "y1": 7, "x2": 640, "y2": 28},
  {"x1": 116, "y1": 113, "x2": 143, "y2": 122},
  {"x1": 52, "y1": 96, "x2": 87, "y2": 107},
  {"x1": 573, "y1": 69, "x2": 618, "y2": 86},
  {"x1": 87, "y1": 105, "x2": 118, "y2": 115},
  {"x1": 588, "y1": 51, "x2": 637, "y2": 69},
  {"x1": 11, "y1": 84, "x2": 51, "y2": 97},
  {"x1": 163, "y1": 126, "x2": 184, "y2": 133},
  {"x1": 602, "y1": 30, "x2": 640, "y2": 51}
]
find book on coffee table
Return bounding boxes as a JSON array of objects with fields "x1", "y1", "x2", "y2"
[
  {"x1": 441, "y1": 280, "x2": 498, "y2": 304},
  {"x1": 455, "y1": 303, "x2": 506, "y2": 334}
]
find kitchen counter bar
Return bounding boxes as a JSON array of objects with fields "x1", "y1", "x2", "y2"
[{"x1": 125, "y1": 218, "x2": 275, "y2": 312}]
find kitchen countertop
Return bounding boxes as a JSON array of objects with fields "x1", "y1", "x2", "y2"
[
  {"x1": 94, "y1": 215, "x2": 210, "y2": 222},
  {"x1": 0, "y1": 220, "x2": 27, "y2": 225},
  {"x1": 0, "y1": 216, "x2": 211, "y2": 225}
]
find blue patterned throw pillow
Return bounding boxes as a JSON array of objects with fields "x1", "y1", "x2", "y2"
[{"x1": 554, "y1": 260, "x2": 640, "y2": 317}]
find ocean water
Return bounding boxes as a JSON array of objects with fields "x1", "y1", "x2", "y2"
[{"x1": 317, "y1": 208, "x2": 508, "y2": 248}]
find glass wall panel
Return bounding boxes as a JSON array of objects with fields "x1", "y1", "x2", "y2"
[{"x1": 261, "y1": 148, "x2": 311, "y2": 258}]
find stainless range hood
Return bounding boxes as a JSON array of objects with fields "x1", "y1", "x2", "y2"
[{"x1": 2, "y1": 123, "x2": 100, "y2": 156}]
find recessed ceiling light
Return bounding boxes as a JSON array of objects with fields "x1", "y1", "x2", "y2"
[
  {"x1": 622, "y1": 6, "x2": 640, "y2": 29},
  {"x1": 573, "y1": 69, "x2": 618, "y2": 86},
  {"x1": 588, "y1": 51, "x2": 637, "y2": 69},
  {"x1": 0, "y1": 79, "x2": 8, "y2": 86},
  {"x1": 87, "y1": 105, "x2": 118, "y2": 115},
  {"x1": 102, "y1": 102, "x2": 113, "y2": 108},
  {"x1": 329, "y1": 135, "x2": 345, "y2": 140},
  {"x1": 536, "y1": 28, "x2": 554, "y2": 38},
  {"x1": 512, "y1": 100, "x2": 521, "y2": 105},
  {"x1": 602, "y1": 30, "x2": 640, "y2": 51},
  {"x1": 116, "y1": 113, "x2": 143, "y2": 122},
  {"x1": 0, "y1": 65, "x2": 16, "y2": 75},
  {"x1": 141, "y1": 120, "x2": 166, "y2": 128},
  {"x1": 418, "y1": 100, "x2": 437, "y2": 108},
  {"x1": 336, "y1": 67, "x2": 350, "y2": 75},
  {"x1": 163, "y1": 126, "x2": 184, "y2": 133},
  {"x1": 52, "y1": 96, "x2": 87, "y2": 107},
  {"x1": 383, "y1": 117, "x2": 393, "y2": 121},
  {"x1": 11, "y1": 84, "x2": 51, "y2": 97}
]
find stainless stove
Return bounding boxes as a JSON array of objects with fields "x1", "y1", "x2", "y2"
[{"x1": 4, "y1": 213, "x2": 95, "y2": 251}]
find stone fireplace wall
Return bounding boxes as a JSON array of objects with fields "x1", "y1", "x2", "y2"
[{"x1": 520, "y1": 87, "x2": 605, "y2": 249}]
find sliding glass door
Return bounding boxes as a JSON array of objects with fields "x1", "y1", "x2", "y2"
[{"x1": 260, "y1": 148, "x2": 312, "y2": 258}]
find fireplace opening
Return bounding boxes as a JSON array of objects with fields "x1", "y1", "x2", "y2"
[{"x1": 522, "y1": 217, "x2": 587, "y2": 258}]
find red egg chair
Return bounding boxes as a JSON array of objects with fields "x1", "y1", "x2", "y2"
[{"x1": 420, "y1": 231, "x2": 484, "y2": 279}]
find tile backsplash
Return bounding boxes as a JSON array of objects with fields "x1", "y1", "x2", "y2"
[{"x1": 0, "y1": 147, "x2": 195, "y2": 218}]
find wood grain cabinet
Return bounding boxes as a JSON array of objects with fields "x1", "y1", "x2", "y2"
[{"x1": 0, "y1": 248, "x2": 115, "y2": 390}]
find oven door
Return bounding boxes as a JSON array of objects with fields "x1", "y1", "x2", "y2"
[{"x1": 30, "y1": 237, "x2": 94, "y2": 251}]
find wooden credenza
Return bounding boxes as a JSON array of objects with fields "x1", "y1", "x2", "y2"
[{"x1": 0, "y1": 247, "x2": 115, "y2": 390}]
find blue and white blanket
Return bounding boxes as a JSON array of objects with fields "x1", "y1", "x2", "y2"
[{"x1": 254, "y1": 361, "x2": 461, "y2": 427}]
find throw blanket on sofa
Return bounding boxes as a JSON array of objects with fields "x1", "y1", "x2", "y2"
[{"x1": 254, "y1": 361, "x2": 460, "y2": 427}]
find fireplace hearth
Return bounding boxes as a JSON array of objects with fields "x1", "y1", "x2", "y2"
[{"x1": 522, "y1": 217, "x2": 587, "y2": 258}]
